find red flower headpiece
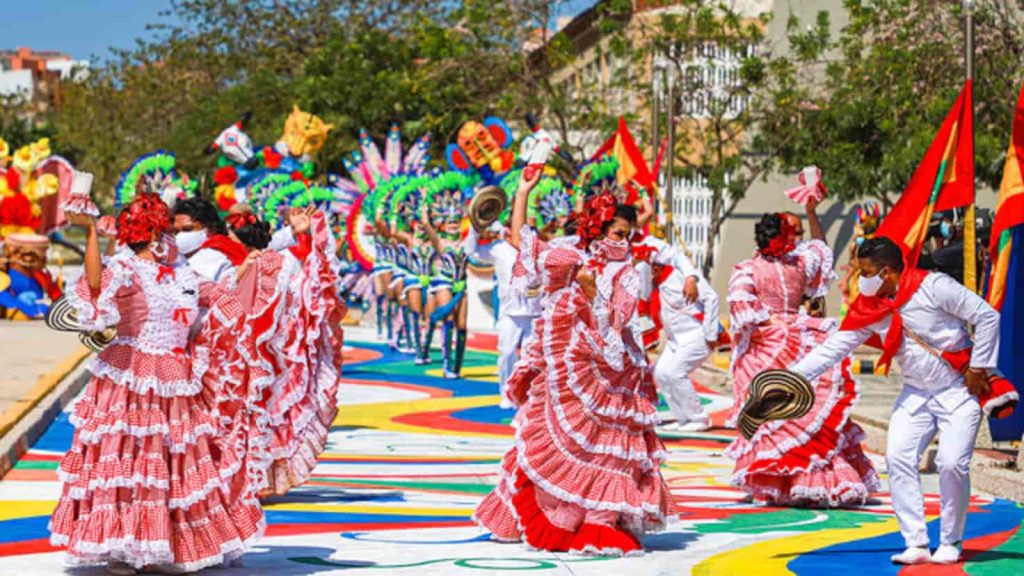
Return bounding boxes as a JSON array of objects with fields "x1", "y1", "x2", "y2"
[
  {"x1": 577, "y1": 192, "x2": 617, "y2": 248},
  {"x1": 117, "y1": 194, "x2": 170, "y2": 245},
  {"x1": 759, "y1": 214, "x2": 798, "y2": 258},
  {"x1": 226, "y1": 211, "x2": 258, "y2": 230}
]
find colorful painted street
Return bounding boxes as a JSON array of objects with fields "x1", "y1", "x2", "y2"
[{"x1": 1, "y1": 332, "x2": 1022, "y2": 575}]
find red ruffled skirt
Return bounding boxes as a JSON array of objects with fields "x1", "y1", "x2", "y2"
[
  {"x1": 726, "y1": 315, "x2": 880, "y2": 507},
  {"x1": 475, "y1": 289, "x2": 674, "y2": 555},
  {"x1": 50, "y1": 348, "x2": 263, "y2": 571}
]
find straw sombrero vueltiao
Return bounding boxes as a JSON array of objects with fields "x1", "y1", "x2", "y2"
[{"x1": 738, "y1": 369, "x2": 815, "y2": 440}]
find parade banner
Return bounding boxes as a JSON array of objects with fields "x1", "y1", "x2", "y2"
[
  {"x1": 875, "y1": 81, "x2": 974, "y2": 267},
  {"x1": 987, "y1": 83, "x2": 1024, "y2": 442}
]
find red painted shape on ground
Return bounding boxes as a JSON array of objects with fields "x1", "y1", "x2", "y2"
[
  {"x1": 312, "y1": 472, "x2": 495, "y2": 479},
  {"x1": 2, "y1": 470, "x2": 55, "y2": 481},
  {"x1": 19, "y1": 453, "x2": 61, "y2": 462},
  {"x1": 392, "y1": 408, "x2": 513, "y2": 436},
  {"x1": 467, "y1": 332, "x2": 498, "y2": 351},
  {"x1": 0, "y1": 538, "x2": 61, "y2": 557},
  {"x1": 343, "y1": 347, "x2": 383, "y2": 364},
  {"x1": 265, "y1": 520, "x2": 474, "y2": 537},
  {"x1": 342, "y1": 378, "x2": 451, "y2": 399},
  {"x1": 899, "y1": 526, "x2": 1019, "y2": 576}
]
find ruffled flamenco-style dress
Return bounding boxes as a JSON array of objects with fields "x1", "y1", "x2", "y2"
[
  {"x1": 725, "y1": 239, "x2": 879, "y2": 507},
  {"x1": 252, "y1": 213, "x2": 346, "y2": 496},
  {"x1": 474, "y1": 230, "x2": 675, "y2": 556},
  {"x1": 50, "y1": 253, "x2": 263, "y2": 571}
]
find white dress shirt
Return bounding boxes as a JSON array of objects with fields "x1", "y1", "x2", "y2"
[
  {"x1": 658, "y1": 267, "x2": 720, "y2": 343},
  {"x1": 792, "y1": 272, "x2": 1000, "y2": 413},
  {"x1": 466, "y1": 228, "x2": 540, "y2": 319}
]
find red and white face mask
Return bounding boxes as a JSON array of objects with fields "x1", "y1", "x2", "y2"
[{"x1": 151, "y1": 233, "x2": 180, "y2": 264}]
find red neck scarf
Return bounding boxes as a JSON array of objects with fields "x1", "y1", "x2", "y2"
[
  {"x1": 289, "y1": 232, "x2": 313, "y2": 261},
  {"x1": 201, "y1": 234, "x2": 249, "y2": 266},
  {"x1": 647, "y1": 264, "x2": 676, "y2": 333},
  {"x1": 840, "y1": 268, "x2": 930, "y2": 374}
]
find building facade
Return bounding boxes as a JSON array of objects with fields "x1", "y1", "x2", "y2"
[{"x1": 0, "y1": 47, "x2": 89, "y2": 112}]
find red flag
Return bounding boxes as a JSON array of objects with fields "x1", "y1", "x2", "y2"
[
  {"x1": 876, "y1": 81, "x2": 974, "y2": 268},
  {"x1": 591, "y1": 117, "x2": 656, "y2": 192}
]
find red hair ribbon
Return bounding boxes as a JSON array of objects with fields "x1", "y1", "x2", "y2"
[
  {"x1": 759, "y1": 215, "x2": 798, "y2": 259},
  {"x1": 117, "y1": 194, "x2": 170, "y2": 245},
  {"x1": 577, "y1": 192, "x2": 617, "y2": 247},
  {"x1": 226, "y1": 211, "x2": 258, "y2": 230}
]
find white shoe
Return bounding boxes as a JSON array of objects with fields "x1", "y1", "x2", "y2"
[
  {"x1": 891, "y1": 547, "x2": 931, "y2": 565},
  {"x1": 678, "y1": 420, "x2": 711, "y2": 432},
  {"x1": 931, "y1": 543, "x2": 962, "y2": 564},
  {"x1": 106, "y1": 562, "x2": 136, "y2": 576},
  {"x1": 657, "y1": 422, "x2": 684, "y2": 433}
]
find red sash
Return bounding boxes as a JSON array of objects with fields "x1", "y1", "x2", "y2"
[
  {"x1": 201, "y1": 234, "x2": 249, "y2": 266},
  {"x1": 840, "y1": 268, "x2": 929, "y2": 374}
]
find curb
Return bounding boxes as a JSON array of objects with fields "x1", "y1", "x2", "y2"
[{"x1": 0, "y1": 347, "x2": 92, "y2": 479}]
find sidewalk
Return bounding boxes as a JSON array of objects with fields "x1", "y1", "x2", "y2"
[{"x1": 0, "y1": 322, "x2": 87, "y2": 421}]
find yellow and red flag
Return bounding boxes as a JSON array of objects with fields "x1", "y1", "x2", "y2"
[
  {"x1": 876, "y1": 81, "x2": 974, "y2": 267},
  {"x1": 987, "y1": 83, "x2": 1024, "y2": 310},
  {"x1": 591, "y1": 116, "x2": 657, "y2": 193}
]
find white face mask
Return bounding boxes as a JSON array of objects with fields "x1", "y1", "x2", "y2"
[
  {"x1": 175, "y1": 229, "x2": 207, "y2": 255},
  {"x1": 858, "y1": 271, "x2": 885, "y2": 297}
]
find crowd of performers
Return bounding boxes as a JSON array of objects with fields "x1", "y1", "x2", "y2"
[{"x1": 14, "y1": 108, "x2": 1009, "y2": 571}]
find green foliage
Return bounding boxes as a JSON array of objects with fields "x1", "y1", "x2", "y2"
[{"x1": 762, "y1": 0, "x2": 1024, "y2": 207}]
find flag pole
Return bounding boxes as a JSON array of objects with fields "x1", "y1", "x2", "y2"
[{"x1": 963, "y1": 0, "x2": 978, "y2": 294}]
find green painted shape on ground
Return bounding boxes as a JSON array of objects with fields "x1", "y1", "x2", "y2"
[
  {"x1": 13, "y1": 460, "x2": 57, "y2": 470},
  {"x1": 965, "y1": 518, "x2": 1024, "y2": 576},
  {"x1": 695, "y1": 508, "x2": 889, "y2": 535},
  {"x1": 313, "y1": 477, "x2": 495, "y2": 495}
]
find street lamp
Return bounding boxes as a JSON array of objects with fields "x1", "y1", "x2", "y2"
[{"x1": 963, "y1": 0, "x2": 975, "y2": 81}]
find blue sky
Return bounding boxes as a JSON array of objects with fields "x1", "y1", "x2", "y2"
[{"x1": 4, "y1": 0, "x2": 594, "y2": 61}]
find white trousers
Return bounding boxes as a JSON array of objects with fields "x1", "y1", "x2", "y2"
[
  {"x1": 653, "y1": 330, "x2": 712, "y2": 424},
  {"x1": 886, "y1": 395, "x2": 981, "y2": 548},
  {"x1": 497, "y1": 315, "x2": 535, "y2": 408}
]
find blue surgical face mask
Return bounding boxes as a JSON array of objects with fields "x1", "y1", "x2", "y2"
[
  {"x1": 940, "y1": 221, "x2": 953, "y2": 239},
  {"x1": 855, "y1": 237, "x2": 865, "y2": 247}
]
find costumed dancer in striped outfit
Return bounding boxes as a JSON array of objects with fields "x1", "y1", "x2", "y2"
[
  {"x1": 475, "y1": 170, "x2": 675, "y2": 556},
  {"x1": 725, "y1": 201, "x2": 879, "y2": 507}
]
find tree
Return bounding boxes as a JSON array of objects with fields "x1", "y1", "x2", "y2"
[
  {"x1": 761, "y1": 0, "x2": 1024, "y2": 209},
  {"x1": 49, "y1": 0, "x2": 579, "y2": 205},
  {"x1": 629, "y1": 0, "x2": 781, "y2": 276}
]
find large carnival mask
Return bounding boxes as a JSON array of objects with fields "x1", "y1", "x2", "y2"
[
  {"x1": 210, "y1": 117, "x2": 255, "y2": 166},
  {"x1": 445, "y1": 117, "x2": 515, "y2": 179},
  {"x1": 281, "y1": 105, "x2": 333, "y2": 158},
  {"x1": 3, "y1": 234, "x2": 48, "y2": 274}
]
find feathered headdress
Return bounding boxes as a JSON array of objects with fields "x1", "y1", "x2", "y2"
[{"x1": 115, "y1": 151, "x2": 195, "y2": 211}]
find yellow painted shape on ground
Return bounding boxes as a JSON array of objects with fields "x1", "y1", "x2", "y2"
[
  {"x1": 334, "y1": 395, "x2": 507, "y2": 438},
  {"x1": 262, "y1": 503, "x2": 472, "y2": 517},
  {"x1": 0, "y1": 500, "x2": 56, "y2": 521},
  {"x1": 424, "y1": 366, "x2": 498, "y2": 382},
  {"x1": 692, "y1": 516, "x2": 903, "y2": 576}
]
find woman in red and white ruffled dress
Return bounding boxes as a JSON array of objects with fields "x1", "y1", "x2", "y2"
[
  {"x1": 51, "y1": 195, "x2": 263, "y2": 575},
  {"x1": 222, "y1": 209, "x2": 346, "y2": 497},
  {"x1": 474, "y1": 179, "x2": 675, "y2": 556},
  {"x1": 725, "y1": 207, "x2": 879, "y2": 507}
]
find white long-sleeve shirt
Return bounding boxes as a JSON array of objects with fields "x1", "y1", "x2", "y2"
[
  {"x1": 792, "y1": 272, "x2": 1000, "y2": 413},
  {"x1": 658, "y1": 268, "x2": 720, "y2": 343},
  {"x1": 465, "y1": 228, "x2": 541, "y2": 319},
  {"x1": 188, "y1": 227, "x2": 297, "y2": 282}
]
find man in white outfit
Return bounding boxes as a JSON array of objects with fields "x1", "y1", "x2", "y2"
[
  {"x1": 633, "y1": 235, "x2": 716, "y2": 431},
  {"x1": 651, "y1": 260, "x2": 720, "y2": 432},
  {"x1": 790, "y1": 237, "x2": 1000, "y2": 566},
  {"x1": 172, "y1": 198, "x2": 303, "y2": 282},
  {"x1": 465, "y1": 224, "x2": 541, "y2": 408}
]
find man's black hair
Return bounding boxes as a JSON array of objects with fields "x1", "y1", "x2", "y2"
[
  {"x1": 857, "y1": 236, "x2": 904, "y2": 271},
  {"x1": 173, "y1": 197, "x2": 227, "y2": 235}
]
